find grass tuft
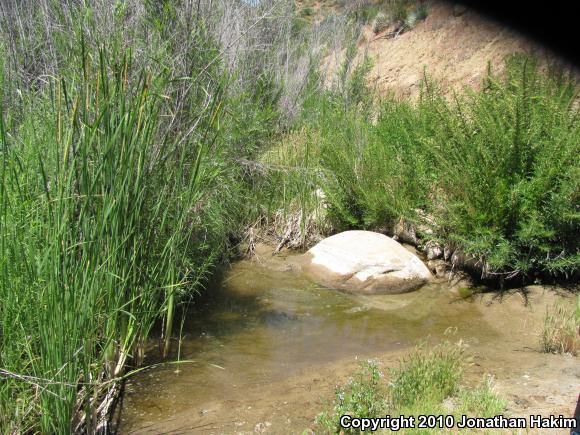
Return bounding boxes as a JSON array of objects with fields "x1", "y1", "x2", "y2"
[
  {"x1": 316, "y1": 360, "x2": 387, "y2": 434},
  {"x1": 389, "y1": 342, "x2": 464, "y2": 408},
  {"x1": 541, "y1": 300, "x2": 580, "y2": 355}
]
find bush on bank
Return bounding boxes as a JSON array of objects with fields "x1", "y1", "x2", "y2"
[{"x1": 271, "y1": 54, "x2": 579, "y2": 283}]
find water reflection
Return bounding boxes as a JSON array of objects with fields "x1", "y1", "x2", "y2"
[{"x1": 118, "y1": 256, "x2": 495, "y2": 430}]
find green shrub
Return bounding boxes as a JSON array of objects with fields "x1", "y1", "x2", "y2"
[
  {"x1": 389, "y1": 342, "x2": 464, "y2": 408},
  {"x1": 421, "y1": 55, "x2": 580, "y2": 278},
  {"x1": 293, "y1": 54, "x2": 579, "y2": 280},
  {"x1": 316, "y1": 361, "x2": 387, "y2": 434}
]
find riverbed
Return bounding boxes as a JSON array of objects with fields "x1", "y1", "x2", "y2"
[{"x1": 116, "y1": 250, "x2": 579, "y2": 434}]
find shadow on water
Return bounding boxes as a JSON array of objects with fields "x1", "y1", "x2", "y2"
[{"x1": 117, "y1": 255, "x2": 500, "y2": 430}]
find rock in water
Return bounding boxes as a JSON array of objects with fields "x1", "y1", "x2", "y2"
[{"x1": 303, "y1": 231, "x2": 432, "y2": 294}]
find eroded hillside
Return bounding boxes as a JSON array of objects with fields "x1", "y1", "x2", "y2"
[{"x1": 324, "y1": 1, "x2": 558, "y2": 97}]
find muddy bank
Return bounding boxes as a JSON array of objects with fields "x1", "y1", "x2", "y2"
[{"x1": 116, "y1": 250, "x2": 578, "y2": 434}]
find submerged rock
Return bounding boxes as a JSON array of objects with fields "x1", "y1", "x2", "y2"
[
  {"x1": 303, "y1": 230, "x2": 432, "y2": 294},
  {"x1": 447, "y1": 270, "x2": 475, "y2": 294}
]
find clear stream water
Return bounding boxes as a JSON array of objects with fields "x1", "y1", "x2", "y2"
[{"x1": 117, "y1": 255, "x2": 497, "y2": 432}]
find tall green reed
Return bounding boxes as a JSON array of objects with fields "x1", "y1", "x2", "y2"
[{"x1": 0, "y1": 43, "x2": 223, "y2": 432}]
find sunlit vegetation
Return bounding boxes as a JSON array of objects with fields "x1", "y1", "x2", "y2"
[
  {"x1": 0, "y1": 0, "x2": 330, "y2": 431},
  {"x1": 541, "y1": 300, "x2": 580, "y2": 355},
  {"x1": 268, "y1": 54, "x2": 580, "y2": 283},
  {"x1": 315, "y1": 343, "x2": 507, "y2": 434},
  {"x1": 0, "y1": 0, "x2": 578, "y2": 432}
]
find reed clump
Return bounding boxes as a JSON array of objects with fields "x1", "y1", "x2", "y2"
[
  {"x1": 0, "y1": 43, "x2": 230, "y2": 432},
  {"x1": 0, "y1": 0, "x2": 359, "y2": 431}
]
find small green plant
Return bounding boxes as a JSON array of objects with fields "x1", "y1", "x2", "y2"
[
  {"x1": 315, "y1": 343, "x2": 508, "y2": 434},
  {"x1": 453, "y1": 3, "x2": 468, "y2": 17},
  {"x1": 415, "y1": 2, "x2": 429, "y2": 20},
  {"x1": 577, "y1": 295, "x2": 580, "y2": 322},
  {"x1": 389, "y1": 342, "x2": 464, "y2": 408},
  {"x1": 541, "y1": 301, "x2": 579, "y2": 355},
  {"x1": 405, "y1": 3, "x2": 428, "y2": 29},
  {"x1": 388, "y1": 0, "x2": 409, "y2": 22},
  {"x1": 373, "y1": 12, "x2": 391, "y2": 33},
  {"x1": 456, "y1": 376, "x2": 508, "y2": 418},
  {"x1": 301, "y1": 7, "x2": 315, "y2": 18},
  {"x1": 359, "y1": 5, "x2": 381, "y2": 24},
  {"x1": 405, "y1": 11, "x2": 418, "y2": 28},
  {"x1": 316, "y1": 360, "x2": 387, "y2": 434}
]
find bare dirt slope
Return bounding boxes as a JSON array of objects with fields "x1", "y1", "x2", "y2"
[{"x1": 327, "y1": 1, "x2": 556, "y2": 98}]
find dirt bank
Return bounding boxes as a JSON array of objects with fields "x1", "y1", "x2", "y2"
[{"x1": 324, "y1": 1, "x2": 561, "y2": 98}]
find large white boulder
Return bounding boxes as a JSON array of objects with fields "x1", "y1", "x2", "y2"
[{"x1": 303, "y1": 230, "x2": 432, "y2": 294}]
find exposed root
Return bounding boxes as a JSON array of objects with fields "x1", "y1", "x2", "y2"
[
  {"x1": 73, "y1": 375, "x2": 119, "y2": 434},
  {"x1": 241, "y1": 206, "x2": 333, "y2": 258}
]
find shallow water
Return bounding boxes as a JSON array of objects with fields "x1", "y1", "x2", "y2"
[{"x1": 117, "y1": 256, "x2": 499, "y2": 432}]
